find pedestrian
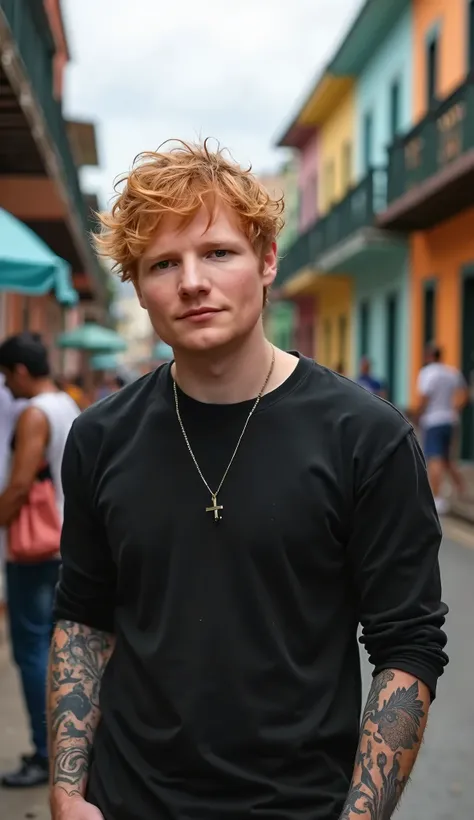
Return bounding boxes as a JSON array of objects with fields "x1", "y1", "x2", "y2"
[
  {"x1": 356, "y1": 355, "x2": 386, "y2": 398},
  {"x1": 417, "y1": 343, "x2": 469, "y2": 515},
  {"x1": 48, "y1": 141, "x2": 448, "y2": 820},
  {"x1": 0, "y1": 374, "x2": 27, "y2": 566},
  {"x1": 0, "y1": 332, "x2": 79, "y2": 788}
]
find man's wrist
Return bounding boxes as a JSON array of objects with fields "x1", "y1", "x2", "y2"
[{"x1": 50, "y1": 786, "x2": 86, "y2": 817}]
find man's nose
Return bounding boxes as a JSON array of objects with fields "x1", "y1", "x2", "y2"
[{"x1": 178, "y1": 257, "x2": 211, "y2": 297}]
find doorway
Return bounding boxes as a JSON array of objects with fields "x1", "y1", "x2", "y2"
[
  {"x1": 386, "y1": 293, "x2": 399, "y2": 404},
  {"x1": 461, "y1": 271, "x2": 474, "y2": 461}
]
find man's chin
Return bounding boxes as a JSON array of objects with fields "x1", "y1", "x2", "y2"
[{"x1": 175, "y1": 329, "x2": 233, "y2": 353}]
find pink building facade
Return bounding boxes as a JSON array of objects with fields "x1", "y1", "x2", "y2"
[{"x1": 297, "y1": 132, "x2": 319, "y2": 233}]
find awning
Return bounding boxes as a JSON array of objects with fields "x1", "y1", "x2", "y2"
[
  {"x1": 57, "y1": 321, "x2": 127, "y2": 353},
  {"x1": 0, "y1": 208, "x2": 78, "y2": 306}
]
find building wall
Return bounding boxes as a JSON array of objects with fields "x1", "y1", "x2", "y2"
[
  {"x1": 43, "y1": 0, "x2": 69, "y2": 100},
  {"x1": 261, "y1": 160, "x2": 298, "y2": 253},
  {"x1": 319, "y1": 90, "x2": 355, "y2": 214},
  {"x1": 116, "y1": 290, "x2": 154, "y2": 367},
  {"x1": 279, "y1": 159, "x2": 299, "y2": 253},
  {"x1": 265, "y1": 301, "x2": 295, "y2": 351},
  {"x1": 315, "y1": 277, "x2": 353, "y2": 371},
  {"x1": 410, "y1": 208, "x2": 474, "y2": 404},
  {"x1": 352, "y1": 259, "x2": 410, "y2": 408},
  {"x1": 412, "y1": 0, "x2": 468, "y2": 121},
  {"x1": 355, "y1": 5, "x2": 413, "y2": 177},
  {"x1": 298, "y1": 132, "x2": 319, "y2": 232}
]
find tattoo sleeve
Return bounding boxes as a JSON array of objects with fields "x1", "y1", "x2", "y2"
[
  {"x1": 47, "y1": 619, "x2": 115, "y2": 801},
  {"x1": 339, "y1": 669, "x2": 429, "y2": 820}
]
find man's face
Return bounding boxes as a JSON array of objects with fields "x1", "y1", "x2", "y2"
[
  {"x1": 0, "y1": 365, "x2": 28, "y2": 399},
  {"x1": 134, "y1": 202, "x2": 277, "y2": 353}
]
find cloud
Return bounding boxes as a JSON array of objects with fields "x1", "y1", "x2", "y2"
[{"x1": 62, "y1": 0, "x2": 363, "y2": 206}]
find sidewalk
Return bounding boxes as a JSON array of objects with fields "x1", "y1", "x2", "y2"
[
  {"x1": 448, "y1": 463, "x2": 474, "y2": 524},
  {"x1": 0, "y1": 622, "x2": 49, "y2": 819}
]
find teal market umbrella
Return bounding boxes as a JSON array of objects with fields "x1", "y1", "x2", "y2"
[
  {"x1": 153, "y1": 341, "x2": 173, "y2": 360},
  {"x1": 90, "y1": 353, "x2": 119, "y2": 371},
  {"x1": 57, "y1": 321, "x2": 127, "y2": 353},
  {"x1": 0, "y1": 208, "x2": 78, "y2": 306}
]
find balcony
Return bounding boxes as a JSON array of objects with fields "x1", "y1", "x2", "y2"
[
  {"x1": 277, "y1": 168, "x2": 406, "y2": 288},
  {"x1": 379, "y1": 76, "x2": 474, "y2": 231},
  {"x1": 0, "y1": 0, "x2": 108, "y2": 301}
]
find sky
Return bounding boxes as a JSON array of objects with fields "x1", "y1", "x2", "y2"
[{"x1": 62, "y1": 0, "x2": 364, "y2": 209}]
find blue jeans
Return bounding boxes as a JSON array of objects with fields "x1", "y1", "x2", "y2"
[
  {"x1": 6, "y1": 560, "x2": 60, "y2": 760},
  {"x1": 423, "y1": 423, "x2": 454, "y2": 460}
]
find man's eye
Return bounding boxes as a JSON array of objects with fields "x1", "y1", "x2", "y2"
[
  {"x1": 152, "y1": 260, "x2": 171, "y2": 270},
  {"x1": 212, "y1": 249, "x2": 228, "y2": 258}
]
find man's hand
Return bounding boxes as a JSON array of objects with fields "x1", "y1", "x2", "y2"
[{"x1": 52, "y1": 794, "x2": 104, "y2": 820}]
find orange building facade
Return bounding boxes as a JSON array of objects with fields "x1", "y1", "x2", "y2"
[{"x1": 409, "y1": 0, "x2": 474, "y2": 460}]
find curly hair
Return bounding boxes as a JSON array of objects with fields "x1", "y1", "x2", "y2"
[{"x1": 94, "y1": 139, "x2": 285, "y2": 282}]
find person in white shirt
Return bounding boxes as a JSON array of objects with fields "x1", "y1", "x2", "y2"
[
  {"x1": 417, "y1": 344, "x2": 469, "y2": 515},
  {"x1": 0, "y1": 333, "x2": 79, "y2": 788}
]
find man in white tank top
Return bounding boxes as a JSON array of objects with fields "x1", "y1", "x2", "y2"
[{"x1": 0, "y1": 332, "x2": 79, "y2": 788}]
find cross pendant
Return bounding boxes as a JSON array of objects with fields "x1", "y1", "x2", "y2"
[{"x1": 206, "y1": 494, "x2": 223, "y2": 522}]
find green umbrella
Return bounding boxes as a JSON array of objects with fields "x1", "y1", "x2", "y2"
[
  {"x1": 90, "y1": 353, "x2": 119, "y2": 371},
  {"x1": 57, "y1": 321, "x2": 127, "y2": 353},
  {"x1": 153, "y1": 341, "x2": 173, "y2": 360},
  {"x1": 0, "y1": 208, "x2": 78, "y2": 306}
]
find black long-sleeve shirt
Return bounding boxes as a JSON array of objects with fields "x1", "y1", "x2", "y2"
[{"x1": 54, "y1": 354, "x2": 448, "y2": 820}]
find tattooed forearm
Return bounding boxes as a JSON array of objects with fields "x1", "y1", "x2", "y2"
[
  {"x1": 47, "y1": 620, "x2": 115, "y2": 801},
  {"x1": 339, "y1": 669, "x2": 429, "y2": 820}
]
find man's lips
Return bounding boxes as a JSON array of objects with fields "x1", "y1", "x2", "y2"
[{"x1": 178, "y1": 307, "x2": 222, "y2": 320}]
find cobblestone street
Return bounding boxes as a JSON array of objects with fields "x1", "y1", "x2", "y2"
[{"x1": 0, "y1": 520, "x2": 473, "y2": 820}]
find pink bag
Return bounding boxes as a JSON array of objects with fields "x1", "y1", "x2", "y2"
[{"x1": 8, "y1": 478, "x2": 61, "y2": 563}]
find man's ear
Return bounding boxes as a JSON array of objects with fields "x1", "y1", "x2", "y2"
[
  {"x1": 262, "y1": 241, "x2": 277, "y2": 289},
  {"x1": 16, "y1": 363, "x2": 29, "y2": 379}
]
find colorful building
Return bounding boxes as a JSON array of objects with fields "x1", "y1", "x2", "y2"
[
  {"x1": 275, "y1": 0, "x2": 413, "y2": 404},
  {"x1": 0, "y1": 0, "x2": 109, "y2": 373},
  {"x1": 260, "y1": 160, "x2": 299, "y2": 351},
  {"x1": 378, "y1": 0, "x2": 474, "y2": 460}
]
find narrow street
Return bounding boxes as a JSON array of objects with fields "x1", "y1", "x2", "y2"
[{"x1": 0, "y1": 520, "x2": 473, "y2": 820}]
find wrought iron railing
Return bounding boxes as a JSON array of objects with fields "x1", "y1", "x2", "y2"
[{"x1": 277, "y1": 168, "x2": 386, "y2": 285}]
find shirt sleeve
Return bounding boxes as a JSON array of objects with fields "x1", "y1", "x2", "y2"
[
  {"x1": 54, "y1": 421, "x2": 117, "y2": 633},
  {"x1": 348, "y1": 429, "x2": 448, "y2": 699}
]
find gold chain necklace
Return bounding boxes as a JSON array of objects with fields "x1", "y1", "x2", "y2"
[{"x1": 173, "y1": 345, "x2": 275, "y2": 522}]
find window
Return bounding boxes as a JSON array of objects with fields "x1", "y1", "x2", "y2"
[
  {"x1": 469, "y1": 0, "x2": 474, "y2": 72},
  {"x1": 423, "y1": 281, "x2": 437, "y2": 349},
  {"x1": 302, "y1": 173, "x2": 318, "y2": 226},
  {"x1": 363, "y1": 112, "x2": 373, "y2": 173},
  {"x1": 341, "y1": 142, "x2": 352, "y2": 191},
  {"x1": 426, "y1": 35, "x2": 438, "y2": 108},
  {"x1": 390, "y1": 80, "x2": 401, "y2": 140},
  {"x1": 338, "y1": 314, "x2": 348, "y2": 372},
  {"x1": 324, "y1": 160, "x2": 335, "y2": 209},
  {"x1": 324, "y1": 319, "x2": 332, "y2": 365},
  {"x1": 359, "y1": 301, "x2": 370, "y2": 358}
]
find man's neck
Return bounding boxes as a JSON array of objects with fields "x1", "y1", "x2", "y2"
[
  {"x1": 171, "y1": 327, "x2": 297, "y2": 405},
  {"x1": 28, "y1": 378, "x2": 58, "y2": 398}
]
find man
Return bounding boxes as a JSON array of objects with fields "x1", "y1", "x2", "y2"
[
  {"x1": 0, "y1": 333, "x2": 79, "y2": 788},
  {"x1": 48, "y1": 142, "x2": 448, "y2": 820},
  {"x1": 356, "y1": 356, "x2": 386, "y2": 398},
  {"x1": 417, "y1": 343, "x2": 469, "y2": 515}
]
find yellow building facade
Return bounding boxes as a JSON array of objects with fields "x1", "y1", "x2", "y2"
[{"x1": 319, "y1": 90, "x2": 356, "y2": 214}]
